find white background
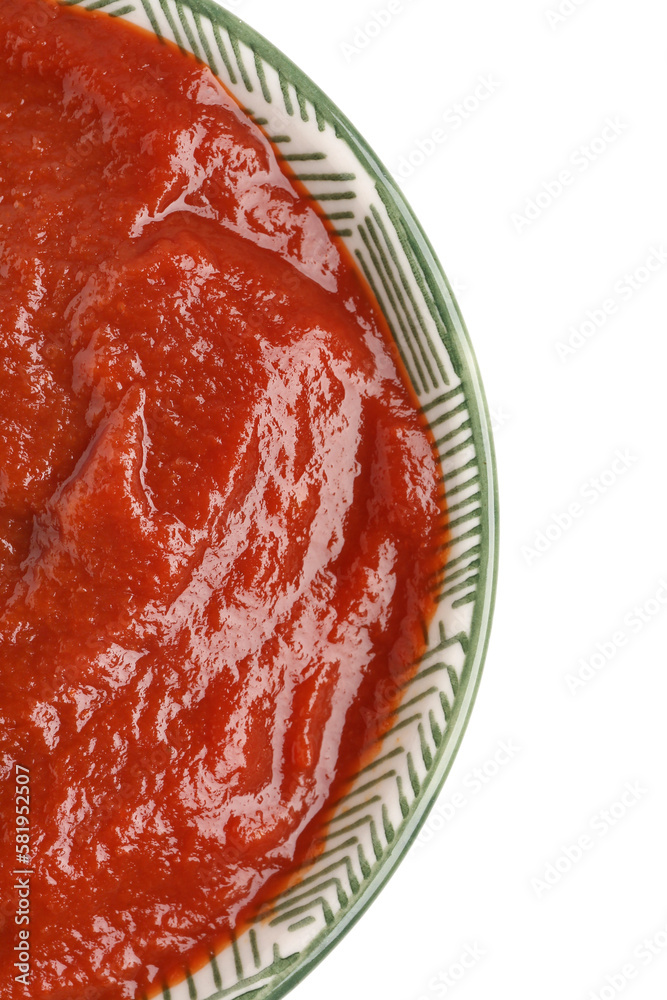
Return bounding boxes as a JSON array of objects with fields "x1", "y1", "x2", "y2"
[{"x1": 220, "y1": 1, "x2": 667, "y2": 999}]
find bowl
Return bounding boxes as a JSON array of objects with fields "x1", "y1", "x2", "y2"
[{"x1": 58, "y1": 2, "x2": 498, "y2": 997}]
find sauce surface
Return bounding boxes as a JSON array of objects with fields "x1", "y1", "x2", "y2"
[{"x1": 0, "y1": 2, "x2": 444, "y2": 997}]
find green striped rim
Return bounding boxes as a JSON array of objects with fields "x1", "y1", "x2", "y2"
[{"x1": 51, "y1": 3, "x2": 499, "y2": 999}]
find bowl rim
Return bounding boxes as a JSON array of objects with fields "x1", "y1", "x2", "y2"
[
  {"x1": 58, "y1": 2, "x2": 499, "y2": 996},
  {"x1": 188, "y1": 4, "x2": 500, "y2": 997}
]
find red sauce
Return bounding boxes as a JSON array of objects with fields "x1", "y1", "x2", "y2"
[{"x1": 0, "y1": 2, "x2": 444, "y2": 997}]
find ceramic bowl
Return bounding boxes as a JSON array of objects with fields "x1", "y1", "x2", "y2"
[{"x1": 59, "y1": 2, "x2": 498, "y2": 997}]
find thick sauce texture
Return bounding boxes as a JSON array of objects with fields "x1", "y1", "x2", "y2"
[{"x1": 0, "y1": 2, "x2": 443, "y2": 997}]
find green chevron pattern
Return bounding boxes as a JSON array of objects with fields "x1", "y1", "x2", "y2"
[{"x1": 53, "y1": 3, "x2": 498, "y2": 999}]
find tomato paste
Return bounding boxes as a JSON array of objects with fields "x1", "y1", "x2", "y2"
[{"x1": 0, "y1": 2, "x2": 444, "y2": 997}]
